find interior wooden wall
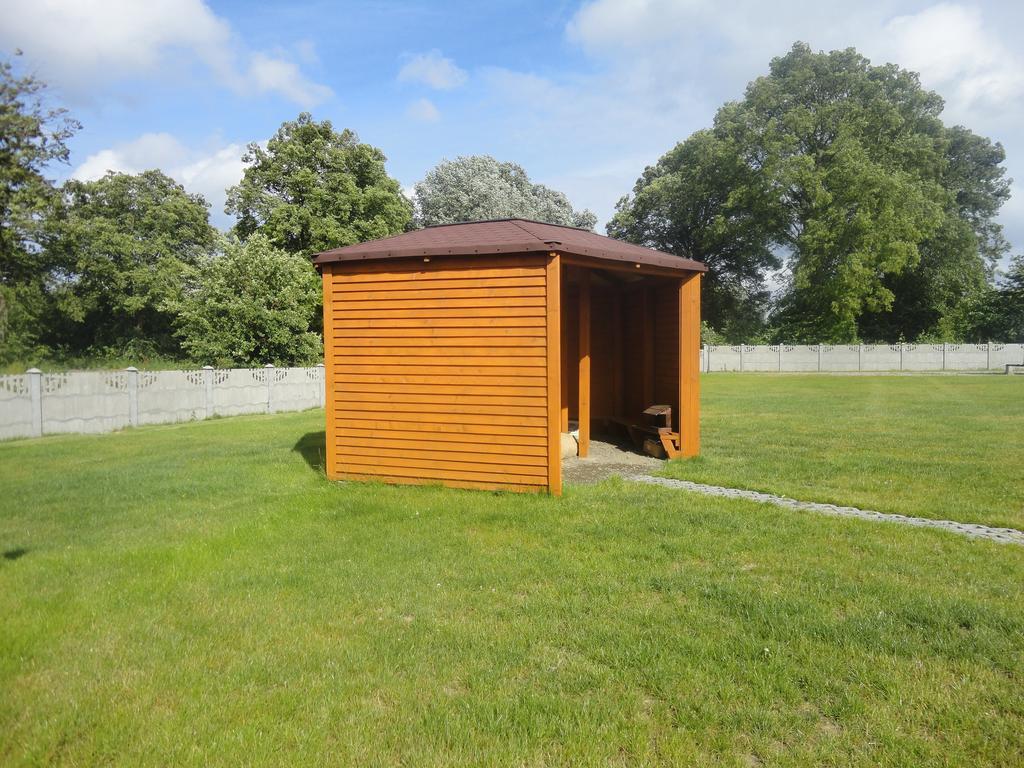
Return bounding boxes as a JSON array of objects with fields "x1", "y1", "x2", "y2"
[
  {"x1": 652, "y1": 281, "x2": 681, "y2": 424},
  {"x1": 562, "y1": 270, "x2": 681, "y2": 433}
]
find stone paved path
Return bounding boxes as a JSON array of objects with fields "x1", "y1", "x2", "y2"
[{"x1": 631, "y1": 475, "x2": 1024, "y2": 546}]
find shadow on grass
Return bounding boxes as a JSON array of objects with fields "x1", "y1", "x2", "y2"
[
  {"x1": 293, "y1": 431, "x2": 327, "y2": 473},
  {"x1": 3, "y1": 547, "x2": 28, "y2": 561}
]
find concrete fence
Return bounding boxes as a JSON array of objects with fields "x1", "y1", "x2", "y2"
[
  {"x1": 0, "y1": 365, "x2": 325, "y2": 441},
  {"x1": 2, "y1": 345, "x2": 1021, "y2": 441},
  {"x1": 702, "y1": 342, "x2": 1024, "y2": 372}
]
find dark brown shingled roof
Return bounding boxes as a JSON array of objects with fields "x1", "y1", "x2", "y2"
[{"x1": 311, "y1": 218, "x2": 707, "y2": 273}]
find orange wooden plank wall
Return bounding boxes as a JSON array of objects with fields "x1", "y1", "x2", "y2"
[{"x1": 322, "y1": 254, "x2": 555, "y2": 493}]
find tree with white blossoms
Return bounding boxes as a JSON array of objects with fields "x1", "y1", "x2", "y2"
[{"x1": 413, "y1": 155, "x2": 597, "y2": 230}]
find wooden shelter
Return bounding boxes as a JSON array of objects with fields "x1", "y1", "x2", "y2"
[{"x1": 313, "y1": 219, "x2": 706, "y2": 495}]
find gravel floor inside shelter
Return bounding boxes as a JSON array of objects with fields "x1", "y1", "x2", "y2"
[{"x1": 562, "y1": 436, "x2": 664, "y2": 484}]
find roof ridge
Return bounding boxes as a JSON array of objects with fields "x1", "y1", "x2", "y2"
[
  {"x1": 423, "y1": 217, "x2": 591, "y2": 233},
  {"x1": 507, "y1": 218, "x2": 553, "y2": 245}
]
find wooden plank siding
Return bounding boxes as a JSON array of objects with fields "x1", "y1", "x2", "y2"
[{"x1": 324, "y1": 254, "x2": 555, "y2": 493}]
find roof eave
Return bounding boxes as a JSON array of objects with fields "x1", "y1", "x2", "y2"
[
  {"x1": 558, "y1": 247, "x2": 707, "y2": 273},
  {"x1": 311, "y1": 241, "x2": 548, "y2": 265},
  {"x1": 312, "y1": 244, "x2": 706, "y2": 274}
]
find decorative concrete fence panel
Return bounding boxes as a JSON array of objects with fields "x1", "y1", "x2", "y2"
[
  {"x1": 944, "y1": 344, "x2": 990, "y2": 370},
  {"x1": 137, "y1": 370, "x2": 206, "y2": 426},
  {"x1": 707, "y1": 346, "x2": 742, "y2": 371},
  {"x1": 0, "y1": 365, "x2": 326, "y2": 441},
  {"x1": 781, "y1": 345, "x2": 819, "y2": 372},
  {"x1": 990, "y1": 344, "x2": 1024, "y2": 369},
  {"x1": 0, "y1": 374, "x2": 33, "y2": 440},
  {"x1": 211, "y1": 368, "x2": 272, "y2": 418},
  {"x1": 41, "y1": 371, "x2": 132, "y2": 435},
  {"x1": 821, "y1": 345, "x2": 860, "y2": 371},
  {"x1": 741, "y1": 345, "x2": 779, "y2": 371},
  {"x1": 274, "y1": 367, "x2": 326, "y2": 413},
  {"x1": 902, "y1": 344, "x2": 944, "y2": 371},
  {"x1": 861, "y1": 345, "x2": 902, "y2": 371}
]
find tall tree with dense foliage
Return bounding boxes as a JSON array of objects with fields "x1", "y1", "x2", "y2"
[
  {"x1": 414, "y1": 155, "x2": 597, "y2": 230},
  {"x1": 965, "y1": 256, "x2": 1024, "y2": 343},
  {"x1": 856, "y1": 126, "x2": 1011, "y2": 341},
  {"x1": 226, "y1": 113, "x2": 411, "y2": 257},
  {"x1": 44, "y1": 170, "x2": 216, "y2": 356},
  {"x1": 0, "y1": 56, "x2": 79, "y2": 363},
  {"x1": 611, "y1": 43, "x2": 1011, "y2": 342},
  {"x1": 172, "y1": 234, "x2": 322, "y2": 366},
  {"x1": 607, "y1": 132, "x2": 783, "y2": 340}
]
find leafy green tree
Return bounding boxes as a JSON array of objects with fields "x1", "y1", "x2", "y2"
[
  {"x1": 0, "y1": 55, "x2": 79, "y2": 364},
  {"x1": 414, "y1": 155, "x2": 597, "y2": 230},
  {"x1": 226, "y1": 113, "x2": 411, "y2": 257},
  {"x1": 613, "y1": 43, "x2": 1010, "y2": 342},
  {"x1": 172, "y1": 234, "x2": 322, "y2": 366},
  {"x1": 0, "y1": 56, "x2": 79, "y2": 283},
  {"x1": 0, "y1": 281, "x2": 49, "y2": 365},
  {"x1": 856, "y1": 126, "x2": 1011, "y2": 341},
  {"x1": 45, "y1": 170, "x2": 216, "y2": 356},
  {"x1": 607, "y1": 131, "x2": 782, "y2": 341},
  {"x1": 965, "y1": 256, "x2": 1024, "y2": 343}
]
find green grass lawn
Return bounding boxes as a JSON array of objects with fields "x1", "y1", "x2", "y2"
[
  {"x1": 663, "y1": 374, "x2": 1024, "y2": 530},
  {"x1": 1, "y1": 377, "x2": 1023, "y2": 766}
]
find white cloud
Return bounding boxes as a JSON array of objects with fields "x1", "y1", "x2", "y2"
[
  {"x1": 398, "y1": 50, "x2": 468, "y2": 90},
  {"x1": 563, "y1": 1, "x2": 1024, "y2": 121},
  {"x1": 881, "y1": 4, "x2": 1024, "y2": 114},
  {"x1": 567, "y1": 0, "x2": 709, "y2": 51},
  {"x1": 72, "y1": 133, "x2": 246, "y2": 227},
  {"x1": 405, "y1": 98, "x2": 441, "y2": 123},
  {"x1": 246, "y1": 53, "x2": 333, "y2": 107},
  {"x1": 0, "y1": 0, "x2": 331, "y2": 105},
  {"x1": 294, "y1": 38, "x2": 320, "y2": 66}
]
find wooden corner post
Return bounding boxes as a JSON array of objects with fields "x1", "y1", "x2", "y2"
[
  {"x1": 577, "y1": 268, "x2": 591, "y2": 458},
  {"x1": 545, "y1": 253, "x2": 563, "y2": 495},
  {"x1": 679, "y1": 272, "x2": 701, "y2": 457},
  {"x1": 321, "y1": 264, "x2": 337, "y2": 478}
]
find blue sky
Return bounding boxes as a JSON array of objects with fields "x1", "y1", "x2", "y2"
[{"x1": 3, "y1": 0, "x2": 1022, "y2": 273}]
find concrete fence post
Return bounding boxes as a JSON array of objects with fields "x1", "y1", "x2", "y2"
[
  {"x1": 899, "y1": 343, "x2": 904, "y2": 371},
  {"x1": 202, "y1": 365, "x2": 214, "y2": 419},
  {"x1": 126, "y1": 366, "x2": 139, "y2": 427},
  {"x1": 265, "y1": 363, "x2": 275, "y2": 413},
  {"x1": 778, "y1": 344, "x2": 784, "y2": 372},
  {"x1": 817, "y1": 344, "x2": 822, "y2": 372},
  {"x1": 317, "y1": 363, "x2": 325, "y2": 406},
  {"x1": 26, "y1": 368, "x2": 42, "y2": 438},
  {"x1": 942, "y1": 342, "x2": 947, "y2": 371},
  {"x1": 738, "y1": 344, "x2": 744, "y2": 372},
  {"x1": 858, "y1": 344, "x2": 863, "y2": 371},
  {"x1": 987, "y1": 341, "x2": 992, "y2": 370}
]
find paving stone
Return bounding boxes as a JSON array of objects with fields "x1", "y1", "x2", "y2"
[{"x1": 629, "y1": 475, "x2": 1024, "y2": 546}]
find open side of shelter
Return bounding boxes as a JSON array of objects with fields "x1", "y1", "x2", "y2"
[{"x1": 313, "y1": 219, "x2": 705, "y2": 495}]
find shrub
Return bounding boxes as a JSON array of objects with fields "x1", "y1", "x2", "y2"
[{"x1": 172, "y1": 235, "x2": 322, "y2": 367}]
